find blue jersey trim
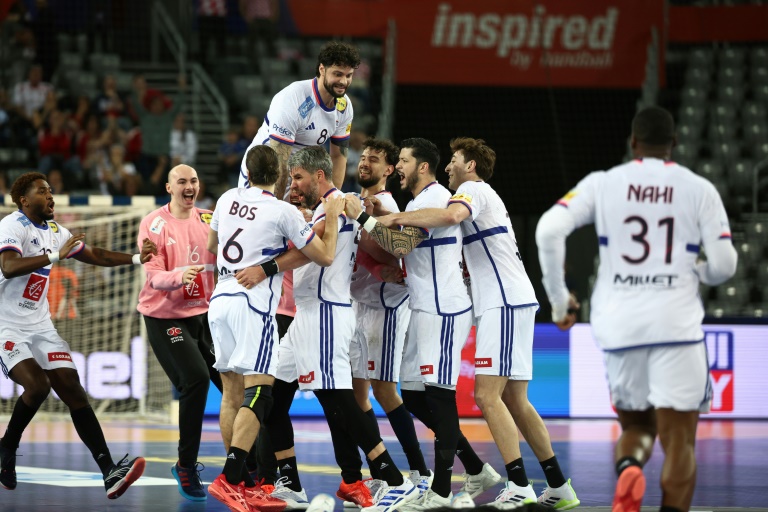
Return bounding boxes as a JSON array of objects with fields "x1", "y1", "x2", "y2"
[
  {"x1": 416, "y1": 236, "x2": 456, "y2": 248},
  {"x1": 686, "y1": 243, "x2": 700, "y2": 253},
  {"x1": 462, "y1": 226, "x2": 508, "y2": 245},
  {"x1": 209, "y1": 292, "x2": 270, "y2": 316},
  {"x1": 598, "y1": 236, "x2": 608, "y2": 246}
]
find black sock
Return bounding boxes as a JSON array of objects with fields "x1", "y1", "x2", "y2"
[
  {"x1": 246, "y1": 442, "x2": 258, "y2": 473},
  {"x1": 2, "y1": 397, "x2": 40, "y2": 451},
  {"x1": 70, "y1": 406, "x2": 113, "y2": 476},
  {"x1": 223, "y1": 447, "x2": 248, "y2": 485},
  {"x1": 386, "y1": 404, "x2": 428, "y2": 475},
  {"x1": 539, "y1": 456, "x2": 566, "y2": 488},
  {"x1": 659, "y1": 507, "x2": 684, "y2": 512},
  {"x1": 506, "y1": 457, "x2": 529, "y2": 487},
  {"x1": 456, "y1": 434, "x2": 484, "y2": 475},
  {"x1": 615, "y1": 456, "x2": 642, "y2": 476},
  {"x1": 364, "y1": 408, "x2": 382, "y2": 479},
  {"x1": 424, "y1": 387, "x2": 460, "y2": 499},
  {"x1": 277, "y1": 456, "x2": 302, "y2": 491},
  {"x1": 370, "y1": 450, "x2": 404, "y2": 486},
  {"x1": 241, "y1": 465, "x2": 256, "y2": 487}
]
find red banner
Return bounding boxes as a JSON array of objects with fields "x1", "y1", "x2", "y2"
[{"x1": 286, "y1": 0, "x2": 664, "y2": 88}]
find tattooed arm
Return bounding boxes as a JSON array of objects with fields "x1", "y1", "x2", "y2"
[
  {"x1": 269, "y1": 139, "x2": 294, "y2": 200},
  {"x1": 367, "y1": 223, "x2": 428, "y2": 259},
  {"x1": 329, "y1": 143, "x2": 348, "y2": 190}
]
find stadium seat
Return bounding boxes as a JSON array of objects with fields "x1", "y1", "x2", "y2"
[
  {"x1": 751, "y1": 66, "x2": 768, "y2": 88},
  {"x1": 678, "y1": 105, "x2": 706, "y2": 125},
  {"x1": 728, "y1": 159, "x2": 754, "y2": 195},
  {"x1": 248, "y1": 96, "x2": 272, "y2": 118},
  {"x1": 297, "y1": 58, "x2": 318, "y2": 79},
  {"x1": 716, "y1": 83, "x2": 746, "y2": 105},
  {"x1": 708, "y1": 121, "x2": 739, "y2": 143},
  {"x1": 680, "y1": 86, "x2": 708, "y2": 107},
  {"x1": 712, "y1": 141, "x2": 741, "y2": 167},
  {"x1": 60, "y1": 53, "x2": 84, "y2": 70},
  {"x1": 690, "y1": 47, "x2": 714, "y2": 68},
  {"x1": 266, "y1": 74, "x2": 297, "y2": 95},
  {"x1": 684, "y1": 66, "x2": 712, "y2": 92},
  {"x1": 69, "y1": 72, "x2": 98, "y2": 97},
  {"x1": 0, "y1": 148, "x2": 12, "y2": 165},
  {"x1": 697, "y1": 158, "x2": 725, "y2": 181},
  {"x1": 744, "y1": 123, "x2": 768, "y2": 146},
  {"x1": 719, "y1": 47, "x2": 747, "y2": 67},
  {"x1": 754, "y1": 83, "x2": 768, "y2": 103},
  {"x1": 90, "y1": 53, "x2": 121, "y2": 76},
  {"x1": 717, "y1": 65, "x2": 745, "y2": 86},
  {"x1": 753, "y1": 142, "x2": 768, "y2": 161},
  {"x1": 677, "y1": 123, "x2": 703, "y2": 145},
  {"x1": 751, "y1": 47, "x2": 768, "y2": 68},
  {"x1": 275, "y1": 38, "x2": 305, "y2": 59},
  {"x1": 232, "y1": 75, "x2": 266, "y2": 110},
  {"x1": 673, "y1": 142, "x2": 700, "y2": 168},
  {"x1": 742, "y1": 101, "x2": 767, "y2": 125},
  {"x1": 710, "y1": 102, "x2": 739, "y2": 124},
  {"x1": 261, "y1": 58, "x2": 293, "y2": 75},
  {"x1": 113, "y1": 72, "x2": 134, "y2": 93}
]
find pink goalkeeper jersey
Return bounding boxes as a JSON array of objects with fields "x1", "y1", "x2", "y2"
[
  {"x1": 276, "y1": 269, "x2": 295, "y2": 317},
  {"x1": 137, "y1": 204, "x2": 216, "y2": 319}
]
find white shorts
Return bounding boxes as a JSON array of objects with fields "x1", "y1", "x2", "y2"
[
  {"x1": 275, "y1": 301, "x2": 354, "y2": 390},
  {"x1": 350, "y1": 301, "x2": 411, "y2": 382},
  {"x1": 475, "y1": 306, "x2": 536, "y2": 379},
  {"x1": 208, "y1": 295, "x2": 278, "y2": 376},
  {"x1": 0, "y1": 325, "x2": 77, "y2": 378},
  {"x1": 604, "y1": 341, "x2": 712, "y2": 412},
  {"x1": 400, "y1": 309, "x2": 473, "y2": 388}
]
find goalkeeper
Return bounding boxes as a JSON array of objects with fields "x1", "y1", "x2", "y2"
[{"x1": 0, "y1": 172, "x2": 155, "y2": 498}]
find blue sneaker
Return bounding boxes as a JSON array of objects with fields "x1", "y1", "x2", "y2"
[{"x1": 172, "y1": 461, "x2": 207, "y2": 501}]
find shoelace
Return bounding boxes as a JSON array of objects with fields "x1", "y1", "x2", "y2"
[
  {"x1": 178, "y1": 462, "x2": 205, "y2": 489},
  {"x1": 108, "y1": 454, "x2": 133, "y2": 480}
]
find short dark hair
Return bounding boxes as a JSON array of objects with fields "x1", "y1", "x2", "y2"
[
  {"x1": 316, "y1": 41, "x2": 361, "y2": 77},
  {"x1": 288, "y1": 145, "x2": 333, "y2": 180},
  {"x1": 363, "y1": 137, "x2": 399, "y2": 167},
  {"x1": 246, "y1": 146, "x2": 280, "y2": 186},
  {"x1": 450, "y1": 137, "x2": 497, "y2": 181},
  {"x1": 11, "y1": 172, "x2": 47, "y2": 209},
  {"x1": 400, "y1": 138, "x2": 440, "y2": 176},
  {"x1": 632, "y1": 106, "x2": 675, "y2": 146}
]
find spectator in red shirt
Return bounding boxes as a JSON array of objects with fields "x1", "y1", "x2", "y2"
[{"x1": 38, "y1": 109, "x2": 83, "y2": 185}]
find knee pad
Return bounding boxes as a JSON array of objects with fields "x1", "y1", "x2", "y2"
[{"x1": 241, "y1": 384, "x2": 273, "y2": 424}]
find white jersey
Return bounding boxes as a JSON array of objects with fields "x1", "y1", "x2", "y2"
[
  {"x1": 294, "y1": 188, "x2": 358, "y2": 307},
  {"x1": 0, "y1": 212, "x2": 84, "y2": 330},
  {"x1": 240, "y1": 78, "x2": 354, "y2": 185},
  {"x1": 403, "y1": 182, "x2": 472, "y2": 315},
  {"x1": 211, "y1": 187, "x2": 315, "y2": 315},
  {"x1": 350, "y1": 191, "x2": 409, "y2": 309},
  {"x1": 448, "y1": 181, "x2": 538, "y2": 315},
  {"x1": 560, "y1": 158, "x2": 732, "y2": 350}
]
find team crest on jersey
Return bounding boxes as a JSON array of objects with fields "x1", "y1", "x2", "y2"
[
  {"x1": 199, "y1": 213, "x2": 212, "y2": 224},
  {"x1": 345, "y1": 123, "x2": 351, "y2": 135},
  {"x1": 298, "y1": 96, "x2": 314, "y2": 119},
  {"x1": 47, "y1": 221, "x2": 59, "y2": 233},
  {"x1": 23, "y1": 274, "x2": 47, "y2": 302},
  {"x1": 451, "y1": 192, "x2": 473, "y2": 204},
  {"x1": 336, "y1": 97, "x2": 347, "y2": 113},
  {"x1": 556, "y1": 190, "x2": 578, "y2": 207},
  {"x1": 150, "y1": 216, "x2": 166, "y2": 234}
]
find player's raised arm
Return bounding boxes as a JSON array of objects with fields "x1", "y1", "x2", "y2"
[
  {"x1": 269, "y1": 139, "x2": 293, "y2": 200},
  {"x1": 0, "y1": 233, "x2": 85, "y2": 279},
  {"x1": 344, "y1": 194, "x2": 427, "y2": 258},
  {"x1": 298, "y1": 194, "x2": 344, "y2": 266},
  {"x1": 382, "y1": 203, "x2": 469, "y2": 230},
  {"x1": 74, "y1": 237, "x2": 157, "y2": 267}
]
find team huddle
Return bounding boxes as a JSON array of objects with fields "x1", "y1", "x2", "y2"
[{"x1": 0, "y1": 39, "x2": 736, "y2": 512}]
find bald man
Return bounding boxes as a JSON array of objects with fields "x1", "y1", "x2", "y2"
[{"x1": 137, "y1": 165, "x2": 223, "y2": 502}]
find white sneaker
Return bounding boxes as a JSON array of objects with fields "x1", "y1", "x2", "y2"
[
  {"x1": 490, "y1": 481, "x2": 536, "y2": 509},
  {"x1": 407, "y1": 470, "x2": 434, "y2": 500},
  {"x1": 271, "y1": 476, "x2": 310, "y2": 510},
  {"x1": 401, "y1": 489, "x2": 451, "y2": 510},
  {"x1": 538, "y1": 479, "x2": 580, "y2": 510},
  {"x1": 362, "y1": 478, "x2": 418, "y2": 512},
  {"x1": 364, "y1": 478, "x2": 387, "y2": 500},
  {"x1": 450, "y1": 491, "x2": 475, "y2": 509},
  {"x1": 307, "y1": 493, "x2": 336, "y2": 512},
  {"x1": 459, "y1": 463, "x2": 503, "y2": 498}
]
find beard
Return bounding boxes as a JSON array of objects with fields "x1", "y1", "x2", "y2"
[
  {"x1": 300, "y1": 182, "x2": 320, "y2": 209},
  {"x1": 323, "y1": 77, "x2": 346, "y2": 99},
  {"x1": 357, "y1": 174, "x2": 380, "y2": 189}
]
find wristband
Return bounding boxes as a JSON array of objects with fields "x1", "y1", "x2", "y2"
[
  {"x1": 48, "y1": 252, "x2": 60, "y2": 264},
  {"x1": 260, "y1": 259, "x2": 279, "y2": 277},
  {"x1": 132, "y1": 254, "x2": 142, "y2": 265},
  {"x1": 356, "y1": 212, "x2": 378, "y2": 233}
]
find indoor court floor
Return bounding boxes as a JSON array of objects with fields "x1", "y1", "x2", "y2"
[{"x1": 0, "y1": 417, "x2": 765, "y2": 511}]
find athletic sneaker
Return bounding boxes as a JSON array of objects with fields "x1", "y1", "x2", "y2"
[
  {"x1": 490, "y1": 481, "x2": 536, "y2": 508},
  {"x1": 450, "y1": 491, "x2": 475, "y2": 509},
  {"x1": 363, "y1": 478, "x2": 418, "y2": 512},
  {"x1": 401, "y1": 489, "x2": 451, "y2": 510},
  {"x1": 172, "y1": 461, "x2": 206, "y2": 501},
  {"x1": 307, "y1": 493, "x2": 337, "y2": 512},
  {"x1": 208, "y1": 473, "x2": 250, "y2": 512},
  {"x1": 104, "y1": 454, "x2": 145, "y2": 499},
  {"x1": 364, "y1": 478, "x2": 386, "y2": 499},
  {"x1": 262, "y1": 482, "x2": 276, "y2": 494},
  {"x1": 537, "y1": 478, "x2": 580, "y2": 510},
  {"x1": 0, "y1": 441, "x2": 17, "y2": 490},
  {"x1": 270, "y1": 476, "x2": 310, "y2": 509},
  {"x1": 244, "y1": 481, "x2": 287, "y2": 512},
  {"x1": 459, "y1": 462, "x2": 503, "y2": 498},
  {"x1": 612, "y1": 466, "x2": 645, "y2": 512},
  {"x1": 337, "y1": 479, "x2": 374, "y2": 508},
  {"x1": 407, "y1": 470, "x2": 434, "y2": 500}
]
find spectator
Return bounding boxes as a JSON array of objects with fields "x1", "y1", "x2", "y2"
[
  {"x1": 126, "y1": 74, "x2": 167, "y2": 123},
  {"x1": 77, "y1": 113, "x2": 111, "y2": 174},
  {"x1": 92, "y1": 75, "x2": 127, "y2": 121},
  {"x1": 218, "y1": 126, "x2": 248, "y2": 188},
  {"x1": 38, "y1": 109, "x2": 82, "y2": 182},
  {"x1": 241, "y1": 114, "x2": 258, "y2": 143},
  {"x1": 12, "y1": 64, "x2": 53, "y2": 121},
  {"x1": 0, "y1": 89, "x2": 11, "y2": 146},
  {"x1": 70, "y1": 95, "x2": 93, "y2": 131},
  {"x1": 239, "y1": 0, "x2": 279, "y2": 69},
  {"x1": 170, "y1": 113, "x2": 197, "y2": 167},
  {"x1": 195, "y1": 179, "x2": 215, "y2": 210},
  {"x1": 30, "y1": 89, "x2": 57, "y2": 131},
  {"x1": 46, "y1": 167, "x2": 68, "y2": 194},
  {"x1": 95, "y1": 144, "x2": 140, "y2": 196},
  {"x1": 196, "y1": 0, "x2": 227, "y2": 65},
  {"x1": 132, "y1": 75, "x2": 186, "y2": 194}
]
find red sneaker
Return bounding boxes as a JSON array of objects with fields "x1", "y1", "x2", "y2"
[
  {"x1": 612, "y1": 466, "x2": 646, "y2": 512},
  {"x1": 336, "y1": 479, "x2": 374, "y2": 508},
  {"x1": 244, "y1": 482, "x2": 287, "y2": 512},
  {"x1": 208, "y1": 474, "x2": 250, "y2": 512}
]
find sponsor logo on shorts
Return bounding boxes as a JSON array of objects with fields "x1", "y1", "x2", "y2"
[
  {"x1": 705, "y1": 330, "x2": 734, "y2": 412},
  {"x1": 48, "y1": 352, "x2": 73, "y2": 362},
  {"x1": 166, "y1": 326, "x2": 184, "y2": 344},
  {"x1": 420, "y1": 365, "x2": 433, "y2": 375},
  {"x1": 368, "y1": 361, "x2": 375, "y2": 371},
  {"x1": 299, "y1": 371, "x2": 315, "y2": 383},
  {"x1": 4, "y1": 341, "x2": 14, "y2": 352},
  {"x1": 23, "y1": 274, "x2": 47, "y2": 302},
  {"x1": 475, "y1": 358, "x2": 492, "y2": 367}
]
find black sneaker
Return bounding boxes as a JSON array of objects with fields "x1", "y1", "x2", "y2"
[
  {"x1": 0, "y1": 441, "x2": 17, "y2": 490},
  {"x1": 104, "y1": 454, "x2": 146, "y2": 499},
  {"x1": 171, "y1": 461, "x2": 206, "y2": 501}
]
